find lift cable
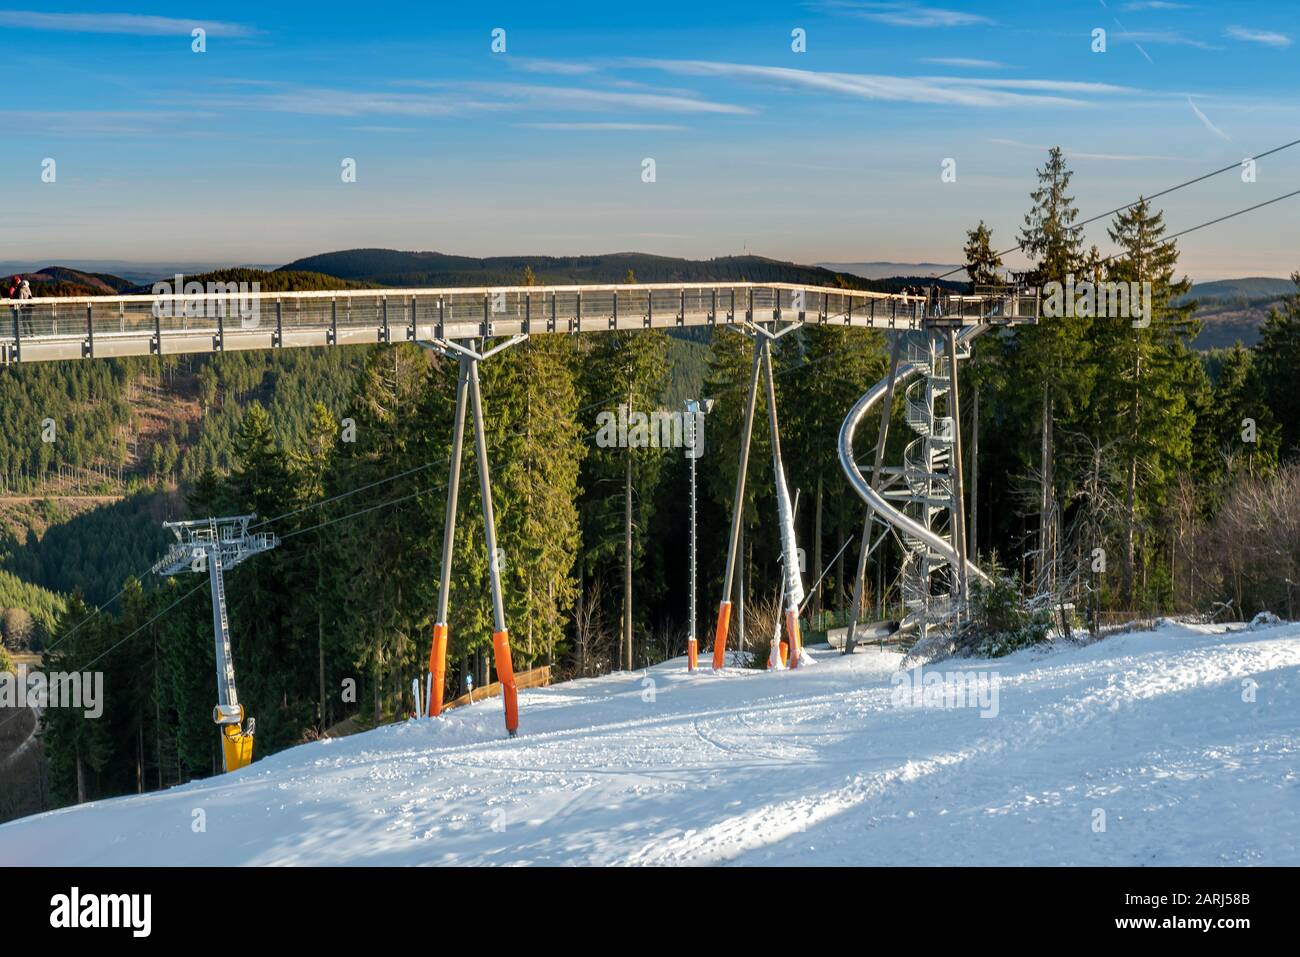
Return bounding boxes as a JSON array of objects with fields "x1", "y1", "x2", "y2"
[
  {"x1": 931, "y1": 134, "x2": 1300, "y2": 281},
  {"x1": 1091, "y1": 187, "x2": 1300, "y2": 269}
]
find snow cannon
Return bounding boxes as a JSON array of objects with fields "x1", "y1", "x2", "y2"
[{"x1": 217, "y1": 706, "x2": 255, "y2": 773}]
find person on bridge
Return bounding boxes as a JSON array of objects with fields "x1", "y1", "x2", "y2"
[{"x1": 10, "y1": 275, "x2": 34, "y2": 338}]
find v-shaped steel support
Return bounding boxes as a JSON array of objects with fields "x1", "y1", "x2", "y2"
[{"x1": 423, "y1": 336, "x2": 526, "y2": 736}]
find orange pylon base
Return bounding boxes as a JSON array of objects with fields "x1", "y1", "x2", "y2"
[
  {"x1": 492, "y1": 629, "x2": 519, "y2": 736},
  {"x1": 428, "y1": 622, "x2": 448, "y2": 716},
  {"x1": 784, "y1": 609, "x2": 803, "y2": 670},
  {"x1": 711, "y1": 601, "x2": 732, "y2": 670}
]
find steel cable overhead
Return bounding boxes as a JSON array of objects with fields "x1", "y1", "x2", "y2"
[{"x1": 932, "y1": 134, "x2": 1300, "y2": 281}]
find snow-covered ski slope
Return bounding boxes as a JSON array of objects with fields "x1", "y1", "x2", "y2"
[{"x1": 4, "y1": 620, "x2": 1298, "y2": 866}]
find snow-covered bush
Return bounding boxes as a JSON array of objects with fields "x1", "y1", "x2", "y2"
[
  {"x1": 964, "y1": 565, "x2": 1052, "y2": 658},
  {"x1": 1249, "y1": 611, "x2": 1283, "y2": 630}
]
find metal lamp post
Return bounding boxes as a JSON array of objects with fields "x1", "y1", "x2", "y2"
[{"x1": 684, "y1": 398, "x2": 713, "y2": 670}]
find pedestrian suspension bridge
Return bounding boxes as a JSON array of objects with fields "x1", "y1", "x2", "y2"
[{"x1": 5, "y1": 280, "x2": 1038, "y2": 762}]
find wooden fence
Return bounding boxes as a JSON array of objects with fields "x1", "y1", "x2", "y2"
[{"x1": 443, "y1": 665, "x2": 552, "y2": 711}]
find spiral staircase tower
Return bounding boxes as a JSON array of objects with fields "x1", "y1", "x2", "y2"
[{"x1": 889, "y1": 332, "x2": 967, "y2": 641}]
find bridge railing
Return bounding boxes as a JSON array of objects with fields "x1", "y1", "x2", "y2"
[
  {"x1": 3, "y1": 282, "x2": 1035, "y2": 364},
  {"x1": 917, "y1": 286, "x2": 1040, "y2": 322}
]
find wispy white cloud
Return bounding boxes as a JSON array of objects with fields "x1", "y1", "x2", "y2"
[
  {"x1": 1225, "y1": 26, "x2": 1292, "y2": 48},
  {"x1": 1120, "y1": 2, "x2": 1192, "y2": 10},
  {"x1": 633, "y1": 60, "x2": 1138, "y2": 108},
  {"x1": 818, "y1": 2, "x2": 993, "y2": 27},
  {"x1": 191, "y1": 81, "x2": 751, "y2": 118},
  {"x1": 925, "y1": 76, "x2": 1139, "y2": 94},
  {"x1": 191, "y1": 87, "x2": 498, "y2": 118},
  {"x1": 1186, "y1": 95, "x2": 1230, "y2": 141},
  {"x1": 1114, "y1": 30, "x2": 1216, "y2": 50},
  {"x1": 921, "y1": 56, "x2": 1004, "y2": 68},
  {"x1": 518, "y1": 122, "x2": 687, "y2": 131},
  {"x1": 509, "y1": 58, "x2": 601, "y2": 76},
  {"x1": 459, "y1": 82, "x2": 751, "y2": 115},
  {"x1": 0, "y1": 10, "x2": 257, "y2": 36}
]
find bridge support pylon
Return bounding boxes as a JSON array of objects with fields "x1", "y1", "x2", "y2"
[
  {"x1": 761, "y1": 329, "x2": 805, "y2": 669},
  {"x1": 709, "y1": 317, "x2": 806, "y2": 670},
  {"x1": 709, "y1": 338, "x2": 760, "y2": 670},
  {"x1": 423, "y1": 335, "x2": 526, "y2": 736}
]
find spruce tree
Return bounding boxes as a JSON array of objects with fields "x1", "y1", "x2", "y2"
[
  {"x1": 1197, "y1": 344, "x2": 1280, "y2": 487},
  {"x1": 1252, "y1": 272, "x2": 1300, "y2": 458},
  {"x1": 490, "y1": 336, "x2": 584, "y2": 669},
  {"x1": 580, "y1": 330, "x2": 668, "y2": 670},
  {"x1": 963, "y1": 221, "x2": 1004, "y2": 287},
  {"x1": 1012, "y1": 146, "x2": 1089, "y2": 592},
  {"x1": 287, "y1": 402, "x2": 340, "y2": 728},
  {"x1": 334, "y1": 344, "x2": 434, "y2": 721},
  {"x1": 1090, "y1": 197, "x2": 1198, "y2": 607},
  {"x1": 40, "y1": 594, "x2": 113, "y2": 804}
]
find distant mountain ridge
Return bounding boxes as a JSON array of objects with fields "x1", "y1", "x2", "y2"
[
  {"x1": 3, "y1": 265, "x2": 137, "y2": 297},
  {"x1": 818, "y1": 261, "x2": 967, "y2": 281},
  {"x1": 0, "y1": 261, "x2": 280, "y2": 287},
  {"x1": 1178, "y1": 277, "x2": 1296, "y2": 306},
  {"x1": 26, "y1": 266, "x2": 135, "y2": 294},
  {"x1": 279, "y1": 248, "x2": 880, "y2": 290},
  {"x1": 1183, "y1": 276, "x2": 1297, "y2": 349},
  {"x1": 121, "y1": 269, "x2": 363, "y2": 295}
]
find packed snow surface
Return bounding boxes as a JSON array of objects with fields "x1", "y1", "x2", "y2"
[{"x1": 4, "y1": 620, "x2": 1298, "y2": 865}]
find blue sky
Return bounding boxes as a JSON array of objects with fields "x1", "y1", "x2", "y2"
[{"x1": 2, "y1": 2, "x2": 1297, "y2": 279}]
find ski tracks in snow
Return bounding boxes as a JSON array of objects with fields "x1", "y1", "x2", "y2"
[
  {"x1": 621, "y1": 628, "x2": 1300, "y2": 865},
  {"x1": 2, "y1": 622, "x2": 1298, "y2": 865}
]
